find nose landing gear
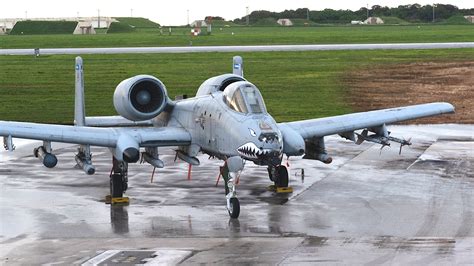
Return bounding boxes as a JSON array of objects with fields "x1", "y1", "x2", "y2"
[
  {"x1": 268, "y1": 165, "x2": 289, "y2": 188},
  {"x1": 221, "y1": 162, "x2": 240, "y2": 219}
]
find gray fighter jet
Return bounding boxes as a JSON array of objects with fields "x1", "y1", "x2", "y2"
[{"x1": 0, "y1": 56, "x2": 454, "y2": 218}]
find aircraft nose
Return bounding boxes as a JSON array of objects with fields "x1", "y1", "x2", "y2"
[{"x1": 258, "y1": 132, "x2": 282, "y2": 153}]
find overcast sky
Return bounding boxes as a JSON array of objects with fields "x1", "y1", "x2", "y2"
[{"x1": 1, "y1": 0, "x2": 472, "y2": 25}]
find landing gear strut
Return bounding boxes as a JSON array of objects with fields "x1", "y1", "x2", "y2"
[
  {"x1": 221, "y1": 162, "x2": 240, "y2": 219},
  {"x1": 268, "y1": 165, "x2": 289, "y2": 188},
  {"x1": 110, "y1": 157, "x2": 128, "y2": 198}
]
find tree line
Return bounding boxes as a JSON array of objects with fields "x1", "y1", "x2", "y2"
[{"x1": 231, "y1": 4, "x2": 474, "y2": 24}]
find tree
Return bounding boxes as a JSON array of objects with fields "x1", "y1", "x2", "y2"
[{"x1": 232, "y1": 4, "x2": 468, "y2": 25}]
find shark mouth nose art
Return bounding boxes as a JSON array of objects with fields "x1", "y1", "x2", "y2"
[{"x1": 237, "y1": 142, "x2": 270, "y2": 159}]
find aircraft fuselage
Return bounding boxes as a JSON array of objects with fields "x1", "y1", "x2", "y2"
[{"x1": 170, "y1": 91, "x2": 283, "y2": 166}]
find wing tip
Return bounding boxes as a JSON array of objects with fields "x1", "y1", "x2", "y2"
[{"x1": 436, "y1": 102, "x2": 455, "y2": 113}]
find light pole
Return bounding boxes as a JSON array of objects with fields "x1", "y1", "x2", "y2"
[
  {"x1": 367, "y1": 4, "x2": 369, "y2": 20},
  {"x1": 246, "y1": 6, "x2": 249, "y2": 26},
  {"x1": 131, "y1": 9, "x2": 133, "y2": 17},
  {"x1": 187, "y1": 9, "x2": 190, "y2": 26},
  {"x1": 432, "y1": 4, "x2": 436, "y2": 23},
  {"x1": 97, "y1": 9, "x2": 100, "y2": 28}
]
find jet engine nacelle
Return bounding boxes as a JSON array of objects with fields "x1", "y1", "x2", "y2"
[
  {"x1": 113, "y1": 75, "x2": 170, "y2": 121},
  {"x1": 114, "y1": 134, "x2": 140, "y2": 163}
]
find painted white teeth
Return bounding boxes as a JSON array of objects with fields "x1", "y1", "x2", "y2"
[
  {"x1": 236, "y1": 142, "x2": 277, "y2": 159},
  {"x1": 237, "y1": 142, "x2": 261, "y2": 159}
]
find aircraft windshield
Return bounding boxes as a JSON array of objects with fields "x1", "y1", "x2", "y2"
[{"x1": 223, "y1": 82, "x2": 267, "y2": 114}]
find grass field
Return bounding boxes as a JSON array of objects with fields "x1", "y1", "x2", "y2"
[
  {"x1": 114, "y1": 17, "x2": 160, "y2": 28},
  {"x1": 1, "y1": 48, "x2": 473, "y2": 124},
  {"x1": 107, "y1": 22, "x2": 136, "y2": 33},
  {"x1": 0, "y1": 25, "x2": 473, "y2": 49},
  {"x1": 9, "y1": 21, "x2": 78, "y2": 35}
]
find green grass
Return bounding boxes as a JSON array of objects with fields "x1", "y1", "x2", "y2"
[
  {"x1": 107, "y1": 22, "x2": 136, "y2": 33},
  {"x1": 1, "y1": 25, "x2": 472, "y2": 49},
  {"x1": 1, "y1": 49, "x2": 472, "y2": 124},
  {"x1": 380, "y1": 16, "x2": 410, "y2": 25},
  {"x1": 253, "y1": 18, "x2": 279, "y2": 26},
  {"x1": 290, "y1": 19, "x2": 319, "y2": 26},
  {"x1": 10, "y1": 21, "x2": 78, "y2": 35},
  {"x1": 209, "y1": 20, "x2": 241, "y2": 27},
  {"x1": 441, "y1": 15, "x2": 471, "y2": 25},
  {"x1": 114, "y1": 17, "x2": 160, "y2": 28}
]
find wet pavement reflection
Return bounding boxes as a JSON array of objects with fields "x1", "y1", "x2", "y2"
[
  {"x1": 0, "y1": 125, "x2": 473, "y2": 264},
  {"x1": 110, "y1": 205, "x2": 129, "y2": 234}
]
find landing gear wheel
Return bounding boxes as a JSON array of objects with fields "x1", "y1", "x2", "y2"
[
  {"x1": 228, "y1": 197, "x2": 240, "y2": 219},
  {"x1": 275, "y1": 165, "x2": 289, "y2": 188},
  {"x1": 267, "y1": 166, "x2": 274, "y2": 182},
  {"x1": 110, "y1": 157, "x2": 128, "y2": 199},
  {"x1": 110, "y1": 173, "x2": 124, "y2": 198}
]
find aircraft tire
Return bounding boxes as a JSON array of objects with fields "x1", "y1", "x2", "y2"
[
  {"x1": 275, "y1": 165, "x2": 289, "y2": 187},
  {"x1": 228, "y1": 198, "x2": 240, "y2": 219},
  {"x1": 267, "y1": 166, "x2": 274, "y2": 182},
  {"x1": 111, "y1": 173, "x2": 124, "y2": 198}
]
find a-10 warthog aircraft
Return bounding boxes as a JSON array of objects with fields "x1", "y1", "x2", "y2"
[{"x1": 0, "y1": 56, "x2": 454, "y2": 218}]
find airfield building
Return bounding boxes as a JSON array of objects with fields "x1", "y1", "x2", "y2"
[
  {"x1": 190, "y1": 20, "x2": 208, "y2": 27},
  {"x1": 0, "y1": 18, "x2": 18, "y2": 31},
  {"x1": 465, "y1": 16, "x2": 474, "y2": 23},
  {"x1": 0, "y1": 17, "x2": 116, "y2": 32},
  {"x1": 364, "y1": 17, "x2": 384, "y2": 24},
  {"x1": 73, "y1": 21, "x2": 96, "y2": 35},
  {"x1": 277, "y1": 19, "x2": 293, "y2": 26}
]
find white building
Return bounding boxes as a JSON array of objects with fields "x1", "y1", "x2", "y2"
[
  {"x1": 190, "y1": 20, "x2": 207, "y2": 27},
  {"x1": 464, "y1": 16, "x2": 474, "y2": 23},
  {"x1": 0, "y1": 19, "x2": 18, "y2": 30},
  {"x1": 89, "y1": 17, "x2": 116, "y2": 28},
  {"x1": 364, "y1": 17, "x2": 384, "y2": 24},
  {"x1": 0, "y1": 17, "x2": 117, "y2": 31},
  {"x1": 73, "y1": 21, "x2": 96, "y2": 34},
  {"x1": 277, "y1": 19, "x2": 293, "y2": 26}
]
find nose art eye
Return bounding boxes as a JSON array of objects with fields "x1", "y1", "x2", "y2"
[{"x1": 249, "y1": 128, "x2": 257, "y2": 137}]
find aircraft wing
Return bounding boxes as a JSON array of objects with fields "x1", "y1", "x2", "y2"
[
  {"x1": 279, "y1": 102, "x2": 454, "y2": 140},
  {"x1": 84, "y1": 116, "x2": 154, "y2": 127},
  {"x1": 0, "y1": 121, "x2": 191, "y2": 148}
]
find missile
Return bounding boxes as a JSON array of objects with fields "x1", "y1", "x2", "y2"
[
  {"x1": 75, "y1": 154, "x2": 95, "y2": 175},
  {"x1": 388, "y1": 136, "x2": 412, "y2": 155},
  {"x1": 356, "y1": 130, "x2": 391, "y2": 147},
  {"x1": 316, "y1": 153, "x2": 333, "y2": 164},
  {"x1": 177, "y1": 151, "x2": 200, "y2": 166},
  {"x1": 34, "y1": 146, "x2": 58, "y2": 168},
  {"x1": 303, "y1": 152, "x2": 332, "y2": 164},
  {"x1": 142, "y1": 152, "x2": 164, "y2": 168}
]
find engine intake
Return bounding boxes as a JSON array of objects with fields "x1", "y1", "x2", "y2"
[{"x1": 113, "y1": 75, "x2": 169, "y2": 121}]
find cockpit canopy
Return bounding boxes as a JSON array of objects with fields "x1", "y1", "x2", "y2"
[{"x1": 223, "y1": 81, "x2": 267, "y2": 114}]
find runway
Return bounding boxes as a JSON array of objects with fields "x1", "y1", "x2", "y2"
[
  {"x1": 1, "y1": 42, "x2": 474, "y2": 55},
  {"x1": 0, "y1": 124, "x2": 473, "y2": 264}
]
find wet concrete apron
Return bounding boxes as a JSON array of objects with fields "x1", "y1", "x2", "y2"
[{"x1": 0, "y1": 125, "x2": 473, "y2": 264}]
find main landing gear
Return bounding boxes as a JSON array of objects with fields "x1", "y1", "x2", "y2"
[
  {"x1": 107, "y1": 157, "x2": 129, "y2": 204},
  {"x1": 268, "y1": 165, "x2": 289, "y2": 188},
  {"x1": 221, "y1": 163, "x2": 240, "y2": 219}
]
